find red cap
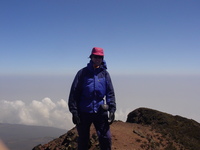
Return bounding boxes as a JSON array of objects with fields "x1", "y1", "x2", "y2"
[{"x1": 91, "y1": 47, "x2": 104, "y2": 56}]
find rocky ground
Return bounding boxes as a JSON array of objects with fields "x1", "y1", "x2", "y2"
[{"x1": 33, "y1": 108, "x2": 200, "y2": 150}]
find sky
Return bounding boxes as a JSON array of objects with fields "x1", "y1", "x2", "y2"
[{"x1": 0, "y1": 0, "x2": 200, "y2": 129}]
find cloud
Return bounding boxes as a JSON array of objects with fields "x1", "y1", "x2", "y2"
[
  {"x1": 0, "y1": 98, "x2": 73, "y2": 129},
  {"x1": 115, "y1": 108, "x2": 131, "y2": 122},
  {"x1": 0, "y1": 98, "x2": 128, "y2": 129}
]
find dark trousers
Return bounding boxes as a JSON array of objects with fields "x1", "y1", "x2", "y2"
[{"x1": 76, "y1": 111, "x2": 111, "y2": 150}]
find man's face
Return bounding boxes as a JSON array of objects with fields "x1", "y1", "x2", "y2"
[{"x1": 91, "y1": 55, "x2": 103, "y2": 67}]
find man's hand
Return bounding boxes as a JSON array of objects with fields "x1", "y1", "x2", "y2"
[
  {"x1": 108, "y1": 112, "x2": 115, "y2": 125},
  {"x1": 72, "y1": 113, "x2": 80, "y2": 125}
]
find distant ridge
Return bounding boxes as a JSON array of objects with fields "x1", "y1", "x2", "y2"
[
  {"x1": 33, "y1": 107, "x2": 200, "y2": 150},
  {"x1": 0, "y1": 123, "x2": 67, "y2": 150}
]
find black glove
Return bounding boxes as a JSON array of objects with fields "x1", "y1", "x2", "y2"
[
  {"x1": 108, "y1": 112, "x2": 115, "y2": 125},
  {"x1": 72, "y1": 113, "x2": 80, "y2": 125}
]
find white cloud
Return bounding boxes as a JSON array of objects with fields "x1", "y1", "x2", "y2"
[
  {"x1": 115, "y1": 108, "x2": 131, "y2": 122},
  {"x1": 0, "y1": 98, "x2": 128, "y2": 129},
  {"x1": 0, "y1": 98, "x2": 74, "y2": 129}
]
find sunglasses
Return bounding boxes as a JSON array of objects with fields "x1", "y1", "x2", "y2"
[{"x1": 92, "y1": 55, "x2": 103, "y2": 59}]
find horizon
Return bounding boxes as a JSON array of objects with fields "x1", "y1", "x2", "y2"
[{"x1": 1, "y1": 74, "x2": 200, "y2": 130}]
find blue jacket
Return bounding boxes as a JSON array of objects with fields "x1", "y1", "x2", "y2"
[{"x1": 68, "y1": 60, "x2": 116, "y2": 114}]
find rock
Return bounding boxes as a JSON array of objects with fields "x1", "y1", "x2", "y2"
[{"x1": 33, "y1": 107, "x2": 200, "y2": 150}]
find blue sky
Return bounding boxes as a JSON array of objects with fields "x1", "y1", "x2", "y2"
[
  {"x1": 0, "y1": 0, "x2": 200, "y2": 129},
  {"x1": 1, "y1": 0, "x2": 200, "y2": 75}
]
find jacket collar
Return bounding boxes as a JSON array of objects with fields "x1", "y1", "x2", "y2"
[{"x1": 87, "y1": 60, "x2": 107, "y2": 72}]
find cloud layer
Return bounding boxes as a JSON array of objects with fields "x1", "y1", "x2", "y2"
[
  {"x1": 0, "y1": 98, "x2": 128, "y2": 129},
  {"x1": 0, "y1": 98, "x2": 73, "y2": 129}
]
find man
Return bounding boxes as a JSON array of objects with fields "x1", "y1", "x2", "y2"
[{"x1": 68, "y1": 47, "x2": 116, "y2": 150}]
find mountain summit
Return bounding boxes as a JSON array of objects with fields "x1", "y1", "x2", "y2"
[{"x1": 33, "y1": 108, "x2": 200, "y2": 150}]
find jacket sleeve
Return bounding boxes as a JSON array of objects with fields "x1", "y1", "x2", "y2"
[
  {"x1": 106, "y1": 71, "x2": 116, "y2": 113},
  {"x1": 68, "y1": 69, "x2": 83, "y2": 115}
]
